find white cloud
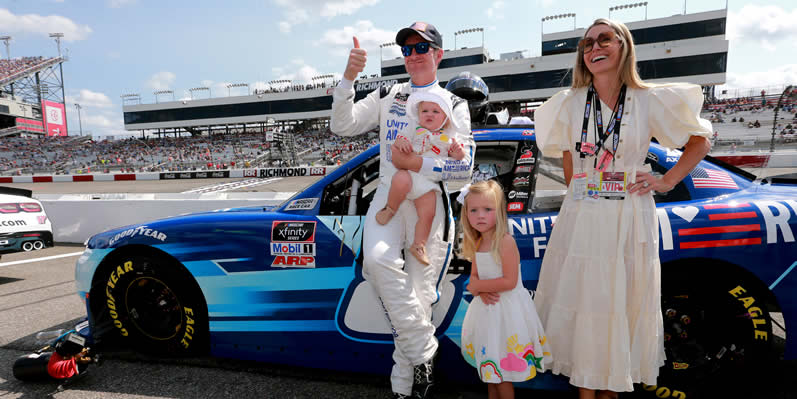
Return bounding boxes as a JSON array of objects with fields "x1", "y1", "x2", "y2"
[
  {"x1": 727, "y1": 5, "x2": 797, "y2": 51},
  {"x1": 317, "y1": 20, "x2": 399, "y2": 58},
  {"x1": 0, "y1": 8, "x2": 92, "y2": 41},
  {"x1": 84, "y1": 114, "x2": 114, "y2": 128},
  {"x1": 274, "y1": 0, "x2": 380, "y2": 33},
  {"x1": 108, "y1": 0, "x2": 137, "y2": 8},
  {"x1": 487, "y1": 1, "x2": 505, "y2": 20},
  {"x1": 146, "y1": 71, "x2": 176, "y2": 91},
  {"x1": 718, "y1": 64, "x2": 797, "y2": 97},
  {"x1": 269, "y1": 59, "x2": 341, "y2": 85},
  {"x1": 537, "y1": 0, "x2": 554, "y2": 7},
  {"x1": 67, "y1": 89, "x2": 114, "y2": 108}
]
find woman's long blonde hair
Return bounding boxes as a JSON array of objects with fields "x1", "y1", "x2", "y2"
[
  {"x1": 459, "y1": 180, "x2": 508, "y2": 264},
  {"x1": 571, "y1": 18, "x2": 648, "y2": 89}
]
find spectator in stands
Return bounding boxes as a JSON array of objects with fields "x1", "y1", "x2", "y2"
[{"x1": 754, "y1": 120, "x2": 761, "y2": 128}]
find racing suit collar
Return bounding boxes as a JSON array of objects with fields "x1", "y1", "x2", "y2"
[{"x1": 411, "y1": 79, "x2": 439, "y2": 92}]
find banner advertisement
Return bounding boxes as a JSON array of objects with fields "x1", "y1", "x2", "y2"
[
  {"x1": 159, "y1": 171, "x2": 231, "y2": 180},
  {"x1": 15, "y1": 118, "x2": 45, "y2": 134},
  {"x1": 42, "y1": 101, "x2": 67, "y2": 137}
]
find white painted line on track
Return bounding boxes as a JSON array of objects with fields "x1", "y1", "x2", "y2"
[
  {"x1": 182, "y1": 178, "x2": 283, "y2": 193},
  {"x1": 0, "y1": 251, "x2": 84, "y2": 268}
]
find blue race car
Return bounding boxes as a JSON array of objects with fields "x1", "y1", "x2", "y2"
[{"x1": 75, "y1": 128, "x2": 796, "y2": 397}]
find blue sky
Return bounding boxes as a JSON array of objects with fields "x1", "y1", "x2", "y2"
[{"x1": 1, "y1": 0, "x2": 796, "y2": 138}]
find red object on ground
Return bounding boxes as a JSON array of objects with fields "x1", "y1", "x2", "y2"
[{"x1": 47, "y1": 353, "x2": 78, "y2": 379}]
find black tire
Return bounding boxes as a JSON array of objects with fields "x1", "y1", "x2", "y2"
[
  {"x1": 635, "y1": 270, "x2": 775, "y2": 398},
  {"x1": 93, "y1": 254, "x2": 208, "y2": 355}
]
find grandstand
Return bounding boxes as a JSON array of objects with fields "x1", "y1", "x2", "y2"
[{"x1": 0, "y1": 54, "x2": 68, "y2": 137}]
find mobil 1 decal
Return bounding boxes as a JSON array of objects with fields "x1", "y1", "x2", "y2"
[{"x1": 271, "y1": 220, "x2": 316, "y2": 268}]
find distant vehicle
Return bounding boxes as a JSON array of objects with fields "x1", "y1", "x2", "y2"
[
  {"x1": 0, "y1": 187, "x2": 53, "y2": 255},
  {"x1": 74, "y1": 128, "x2": 797, "y2": 397}
]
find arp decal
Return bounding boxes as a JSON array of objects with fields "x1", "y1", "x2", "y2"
[
  {"x1": 271, "y1": 221, "x2": 316, "y2": 242},
  {"x1": 515, "y1": 165, "x2": 533, "y2": 174},
  {"x1": 272, "y1": 255, "x2": 316, "y2": 268}
]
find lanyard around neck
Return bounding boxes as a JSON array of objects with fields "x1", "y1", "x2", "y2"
[{"x1": 578, "y1": 84, "x2": 627, "y2": 159}]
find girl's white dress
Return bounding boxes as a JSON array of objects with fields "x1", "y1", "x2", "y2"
[
  {"x1": 533, "y1": 84, "x2": 712, "y2": 392},
  {"x1": 461, "y1": 252, "x2": 552, "y2": 383}
]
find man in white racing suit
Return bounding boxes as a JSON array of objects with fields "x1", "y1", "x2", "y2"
[{"x1": 330, "y1": 22, "x2": 474, "y2": 398}]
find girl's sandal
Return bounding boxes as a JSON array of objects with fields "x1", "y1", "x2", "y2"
[
  {"x1": 409, "y1": 243, "x2": 430, "y2": 265},
  {"x1": 375, "y1": 205, "x2": 396, "y2": 225}
]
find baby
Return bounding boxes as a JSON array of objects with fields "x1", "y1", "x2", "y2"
[{"x1": 376, "y1": 90, "x2": 465, "y2": 264}]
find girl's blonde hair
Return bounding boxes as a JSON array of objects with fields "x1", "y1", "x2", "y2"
[
  {"x1": 459, "y1": 180, "x2": 508, "y2": 264},
  {"x1": 571, "y1": 18, "x2": 649, "y2": 90}
]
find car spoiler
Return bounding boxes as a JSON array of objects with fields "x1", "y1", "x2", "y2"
[{"x1": 0, "y1": 186, "x2": 33, "y2": 198}]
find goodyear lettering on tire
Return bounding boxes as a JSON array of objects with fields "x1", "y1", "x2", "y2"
[{"x1": 105, "y1": 260, "x2": 133, "y2": 337}]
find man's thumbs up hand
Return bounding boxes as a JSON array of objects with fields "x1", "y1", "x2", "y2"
[{"x1": 344, "y1": 36, "x2": 367, "y2": 81}]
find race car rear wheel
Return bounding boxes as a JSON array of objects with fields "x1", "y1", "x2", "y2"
[
  {"x1": 636, "y1": 265, "x2": 775, "y2": 398},
  {"x1": 94, "y1": 253, "x2": 208, "y2": 355},
  {"x1": 32, "y1": 240, "x2": 44, "y2": 250},
  {"x1": 22, "y1": 241, "x2": 34, "y2": 251}
]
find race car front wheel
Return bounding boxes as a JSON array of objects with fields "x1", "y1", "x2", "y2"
[
  {"x1": 637, "y1": 264, "x2": 775, "y2": 398},
  {"x1": 94, "y1": 253, "x2": 209, "y2": 355}
]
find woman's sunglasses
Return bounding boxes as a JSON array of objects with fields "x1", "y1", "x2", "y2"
[
  {"x1": 578, "y1": 31, "x2": 620, "y2": 53},
  {"x1": 401, "y1": 42, "x2": 436, "y2": 57}
]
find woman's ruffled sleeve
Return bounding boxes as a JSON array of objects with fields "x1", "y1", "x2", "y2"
[
  {"x1": 534, "y1": 89, "x2": 573, "y2": 158},
  {"x1": 648, "y1": 84, "x2": 713, "y2": 149}
]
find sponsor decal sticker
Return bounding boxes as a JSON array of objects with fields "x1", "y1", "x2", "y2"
[
  {"x1": 514, "y1": 165, "x2": 533, "y2": 174},
  {"x1": 508, "y1": 202, "x2": 524, "y2": 212},
  {"x1": 108, "y1": 226, "x2": 167, "y2": 246},
  {"x1": 284, "y1": 198, "x2": 319, "y2": 211},
  {"x1": 517, "y1": 150, "x2": 536, "y2": 164},
  {"x1": 272, "y1": 255, "x2": 316, "y2": 268},
  {"x1": 271, "y1": 221, "x2": 316, "y2": 242},
  {"x1": 508, "y1": 191, "x2": 529, "y2": 200},
  {"x1": 270, "y1": 242, "x2": 316, "y2": 256}
]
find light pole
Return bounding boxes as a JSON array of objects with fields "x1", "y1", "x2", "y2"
[
  {"x1": 121, "y1": 93, "x2": 141, "y2": 105},
  {"x1": 454, "y1": 27, "x2": 484, "y2": 50},
  {"x1": 153, "y1": 89, "x2": 174, "y2": 103},
  {"x1": 188, "y1": 86, "x2": 210, "y2": 100},
  {"x1": 74, "y1": 103, "x2": 83, "y2": 136},
  {"x1": 0, "y1": 36, "x2": 10, "y2": 61},
  {"x1": 609, "y1": 2, "x2": 648, "y2": 20},
  {"x1": 226, "y1": 83, "x2": 249, "y2": 96},
  {"x1": 770, "y1": 85, "x2": 796, "y2": 152},
  {"x1": 49, "y1": 33, "x2": 64, "y2": 57},
  {"x1": 379, "y1": 42, "x2": 395, "y2": 62},
  {"x1": 541, "y1": 13, "x2": 576, "y2": 38}
]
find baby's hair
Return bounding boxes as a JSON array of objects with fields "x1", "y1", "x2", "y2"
[
  {"x1": 418, "y1": 100, "x2": 451, "y2": 131},
  {"x1": 459, "y1": 179, "x2": 508, "y2": 264}
]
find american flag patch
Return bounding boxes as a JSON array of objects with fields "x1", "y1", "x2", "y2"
[
  {"x1": 677, "y1": 203, "x2": 761, "y2": 249},
  {"x1": 689, "y1": 167, "x2": 738, "y2": 189}
]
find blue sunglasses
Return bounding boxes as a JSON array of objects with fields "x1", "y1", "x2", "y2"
[{"x1": 401, "y1": 42, "x2": 436, "y2": 57}]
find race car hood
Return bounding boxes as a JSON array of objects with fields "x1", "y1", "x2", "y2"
[{"x1": 85, "y1": 206, "x2": 281, "y2": 249}]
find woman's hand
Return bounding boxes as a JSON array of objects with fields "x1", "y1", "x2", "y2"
[
  {"x1": 628, "y1": 171, "x2": 674, "y2": 195},
  {"x1": 479, "y1": 292, "x2": 500, "y2": 305}
]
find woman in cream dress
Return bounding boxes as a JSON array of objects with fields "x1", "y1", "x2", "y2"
[{"x1": 533, "y1": 19, "x2": 712, "y2": 399}]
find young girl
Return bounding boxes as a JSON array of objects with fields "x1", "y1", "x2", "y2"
[
  {"x1": 375, "y1": 90, "x2": 465, "y2": 265},
  {"x1": 459, "y1": 180, "x2": 552, "y2": 399}
]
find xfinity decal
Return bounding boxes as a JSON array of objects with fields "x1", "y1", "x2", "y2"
[{"x1": 271, "y1": 221, "x2": 316, "y2": 242}]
